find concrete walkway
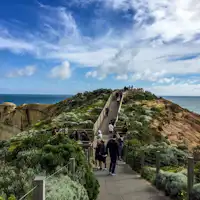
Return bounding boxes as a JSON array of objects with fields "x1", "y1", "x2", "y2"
[
  {"x1": 95, "y1": 163, "x2": 170, "y2": 200},
  {"x1": 95, "y1": 94, "x2": 170, "y2": 200},
  {"x1": 99, "y1": 96, "x2": 119, "y2": 136}
]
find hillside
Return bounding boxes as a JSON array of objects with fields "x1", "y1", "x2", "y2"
[
  {"x1": 0, "y1": 89, "x2": 111, "y2": 140},
  {"x1": 2, "y1": 88, "x2": 200, "y2": 200},
  {"x1": 117, "y1": 89, "x2": 200, "y2": 200},
  {"x1": 0, "y1": 89, "x2": 113, "y2": 200},
  {"x1": 117, "y1": 89, "x2": 200, "y2": 150}
]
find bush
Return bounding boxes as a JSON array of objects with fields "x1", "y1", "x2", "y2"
[
  {"x1": 195, "y1": 162, "x2": 200, "y2": 183},
  {"x1": 155, "y1": 171, "x2": 187, "y2": 199},
  {"x1": 46, "y1": 175, "x2": 89, "y2": 200},
  {"x1": 191, "y1": 183, "x2": 200, "y2": 200},
  {"x1": 1, "y1": 134, "x2": 99, "y2": 200},
  {"x1": 143, "y1": 143, "x2": 187, "y2": 167},
  {"x1": 0, "y1": 195, "x2": 16, "y2": 200},
  {"x1": 0, "y1": 166, "x2": 39, "y2": 199},
  {"x1": 141, "y1": 167, "x2": 156, "y2": 183}
]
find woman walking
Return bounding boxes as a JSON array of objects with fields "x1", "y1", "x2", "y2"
[
  {"x1": 94, "y1": 140, "x2": 101, "y2": 169},
  {"x1": 99, "y1": 140, "x2": 107, "y2": 170},
  {"x1": 118, "y1": 135, "x2": 124, "y2": 160}
]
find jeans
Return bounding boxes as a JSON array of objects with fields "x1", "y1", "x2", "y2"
[
  {"x1": 109, "y1": 157, "x2": 117, "y2": 174},
  {"x1": 119, "y1": 145, "x2": 123, "y2": 158}
]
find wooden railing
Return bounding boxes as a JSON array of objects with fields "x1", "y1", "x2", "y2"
[
  {"x1": 114, "y1": 91, "x2": 126, "y2": 127},
  {"x1": 93, "y1": 92, "x2": 114, "y2": 135}
]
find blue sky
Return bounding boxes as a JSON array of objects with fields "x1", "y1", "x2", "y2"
[{"x1": 1, "y1": 0, "x2": 200, "y2": 95}]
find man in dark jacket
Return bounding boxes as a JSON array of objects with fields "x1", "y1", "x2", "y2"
[{"x1": 106, "y1": 134, "x2": 119, "y2": 175}]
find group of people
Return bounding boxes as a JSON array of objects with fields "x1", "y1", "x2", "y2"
[
  {"x1": 95, "y1": 131, "x2": 124, "y2": 176},
  {"x1": 116, "y1": 91, "x2": 123, "y2": 103},
  {"x1": 123, "y1": 85, "x2": 134, "y2": 91},
  {"x1": 69, "y1": 130, "x2": 90, "y2": 141}
]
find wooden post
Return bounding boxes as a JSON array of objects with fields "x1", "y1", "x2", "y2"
[
  {"x1": 156, "y1": 151, "x2": 160, "y2": 175},
  {"x1": 87, "y1": 147, "x2": 90, "y2": 164},
  {"x1": 33, "y1": 176, "x2": 45, "y2": 200},
  {"x1": 125, "y1": 145, "x2": 128, "y2": 163},
  {"x1": 156, "y1": 151, "x2": 160, "y2": 188},
  {"x1": 70, "y1": 158, "x2": 76, "y2": 180},
  {"x1": 84, "y1": 149, "x2": 87, "y2": 159},
  {"x1": 187, "y1": 157, "x2": 194, "y2": 200},
  {"x1": 140, "y1": 150, "x2": 145, "y2": 172}
]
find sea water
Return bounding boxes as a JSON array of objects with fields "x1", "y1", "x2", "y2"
[
  {"x1": 0, "y1": 94, "x2": 72, "y2": 106},
  {"x1": 164, "y1": 96, "x2": 200, "y2": 114}
]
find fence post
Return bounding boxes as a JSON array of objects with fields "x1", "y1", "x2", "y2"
[
  {"x1": 70, "y1": 158, "x2": 76, "y2": 180},
  {"x1": 140, "y1": 150, "x2": 145, "y2": 172},
  {"x1": 156, "y1": 151, "x2": 160, "y2": 188},
  {"x1": 125, "y1": 145, "x2": 128, "y2": 163},
  {"x1": 33, "y1": 176, "x2": 45, "y2": 200},
  {"x1": 187, "y1": 157, "x2": 194, "y2": 200},
  {"x1": 156, "y1": 151, "x2": 160, "y2": 175},
  {"x1": 87, "y1": 147, "x2": 91, "y2": 164}
]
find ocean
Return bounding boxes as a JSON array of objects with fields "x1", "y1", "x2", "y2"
[
  {"x1": 0, "y1": 94, "x2": 72, "y2": 106},
  {"x1": 1, "y1": 94, "x2": 200, "y2": 115},
  {"x1": 164, "y1": 96, "x2": 200, "y2": 114}
]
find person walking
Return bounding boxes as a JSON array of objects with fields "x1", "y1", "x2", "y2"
[
  {"x1": 94, "y1": 140, "x2": 101, "y2": 169},
  {"x1": 106, "y1": 134, "x2": 119, "y2": 175},
  {"x1": 108, "y1": 122, "x2": 114, "y2": 134},
  {"x1": 97, "y1": 129, "x2": 103, "y2": 139},
  {"x1": 105, "y1": 107, "x2": 109, "y2": 117},
  {"x1": 119, "y1": 91, "x2": 123, "y2": 100},
  {"x1": 99, "y1": 139, "x2": 107, "y2": 170},
  {"x1": 118, "y1": 135, "x2": 124, "y2": 161}
]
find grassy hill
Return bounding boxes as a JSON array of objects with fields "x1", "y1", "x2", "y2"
[
  {"x1": 0, "y1": 89, "x2": 112, "y2": 200},
  {"x1": 117, "y1": 89, "x2": 200, "y2": 200}
]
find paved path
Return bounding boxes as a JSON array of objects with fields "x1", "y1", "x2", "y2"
[
  {"x1": 95, "y1": 93, "x2": 170, "y2": 200},
  {"x1": 95, "y1": 163, "x2": 170, "y2": 200},
  {"x1": 99, "y1": 96, "x2": 119, "y2": 136}
]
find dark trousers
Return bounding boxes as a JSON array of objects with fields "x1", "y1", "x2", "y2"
[
  {"x1": 109, "y1": 157, "x2": 117, "y2": 173},
  {"x1": 119, "y1": 145, "x2": 123, "y2": 157}
]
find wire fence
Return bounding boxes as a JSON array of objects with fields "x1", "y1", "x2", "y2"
[
  {"x1": 18, "y1": 157, "x2": 81, "y2": 200},
  {"x1": 123, "y1": 144, "x2": 200, "y2": 200}
]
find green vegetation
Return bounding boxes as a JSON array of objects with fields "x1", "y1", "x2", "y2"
[
  {"x1": 33, "y1": 89, "x2": 111, "y2": 130},
  {"x1": 119, "y1": 89, "x2": 200, "y2": 200},
  {"x1": 0, "y1": 89, "x2": 112, "y2": 200}
]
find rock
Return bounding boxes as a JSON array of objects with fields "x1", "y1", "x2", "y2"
[{"x1": 0, "y1": 103, "x2": 51, "y2": 139}]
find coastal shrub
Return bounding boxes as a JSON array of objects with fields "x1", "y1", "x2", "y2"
[
  {"x1": 84, "y1": 166, "x2": 100, "y2": 200},
  {"x1": 0, "y1": 166, "x2": 37, "y2": 199},
  {"x1": 141, "y1": 167, "x2": 156, "y2": 183},
  {"x1": 155, "y1": 171, "x2": 187, "y2": 199},
  {"x1": 1, "y1": 133, "x2": 99, "y2": 200},
  {"x1": 140, "y1": 167, "x2": 187, "y2": 200},
  {"x1": 191, "y1": 183, "x2": 200, "y2": 200},
  {"x1": 161, "y1": 166, "x2": 185, "y2": 173},
  {"x1": 194, "y1": 162, "x2": 200, "y2": 183},
  {"x1": 151, "y1": 107, "x2": 161, "y2": 113},
  {"x1": 0, "y1": 195, "x2": 16, "y2": 200},
  {"x1": 79, "y1": 120, "x2": 94, "y2": 129},
  {"x1": 46, "y1": 175, "x2": 89, "y2": 200},
  {"x1": 143, "y1": 143, "x2": 187, "y2": 167},
  {"x1": 144, "y1": 91, "x2": 157, "y2": 100}
]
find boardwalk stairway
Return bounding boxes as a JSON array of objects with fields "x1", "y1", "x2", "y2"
[{"x1": 94, "y1": 91, "x2": 170, "y2": 200}]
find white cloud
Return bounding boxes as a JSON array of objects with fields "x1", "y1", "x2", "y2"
[
  {"x1": 116, "y1": 74, "x2": 128, "y2": 80},
  {"x1": 0, "y1": 37, "x2": 35, "y2": 53},
  {"x1": 148, "y1": 82, "x2": 200, "y2": 96},
  {"x1": 86, "y1": 71, "x2": 97, "y2": 78},
  {"x1": 105, "y1": 0, "x2": 200, "y2": 43},
  {"x1": 1, "y1": 1, "x2": 200, "y2": 92},
  {"x1": 158, "y1": 77, "x2": 175, "y2": 84},
  {"x1": 7, "y1": 66, "x2": 36, "y2": 78},
  {"x1": 50, "y1": 61, "x2": 71, "y2": 80}
]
